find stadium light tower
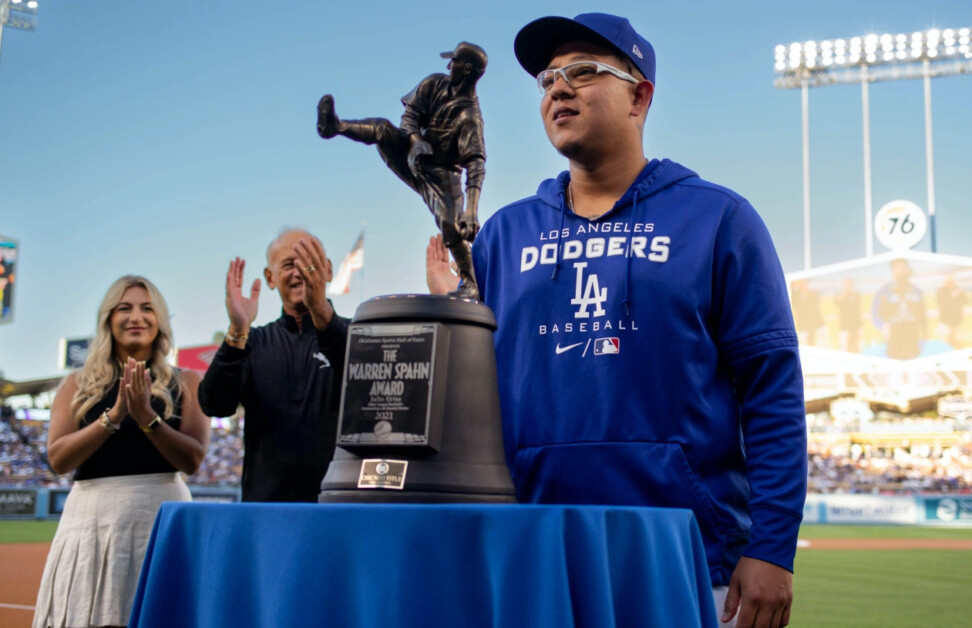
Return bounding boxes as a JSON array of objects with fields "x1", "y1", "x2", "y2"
[
  {"x1": 774, "y1": 27, "x2": 972, "y2": 267},
  {"x1": 0, "y1": 0, "x2": 38, "y2": 66}
]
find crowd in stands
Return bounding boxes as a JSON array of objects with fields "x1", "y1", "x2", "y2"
[
  {"x1": 807, "y1": 410, "x2": 972, "y2": 494},
  {"x1": 4, "y1": 403, "x2": 972, "y2": 494},
  {"x1": 808, "y1": 446, "x2": 972, "y2": 494},
  {"x1": 1, "y1": 406, "x2": 66, "y2": 488},
  {"x1": 2, "y1": 404, "x2": 242, "y2": 489},
  {"x1": 185, "y1": 426, "x2": 243, "y2": 487}
]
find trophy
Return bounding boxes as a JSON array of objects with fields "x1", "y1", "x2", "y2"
[{"x1": 315, "y1": 42, "x2": 515, "y2": 503}]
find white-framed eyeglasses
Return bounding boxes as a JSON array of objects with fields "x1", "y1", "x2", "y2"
[{"x1": 537, "y1": 61, "x2": 638, "y2": 94}]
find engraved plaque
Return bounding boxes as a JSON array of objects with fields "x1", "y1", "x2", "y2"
[{"x1": 338, "y1": 322, "x2": 445, "y2": 451}]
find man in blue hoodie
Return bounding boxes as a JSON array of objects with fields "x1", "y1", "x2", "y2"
[{"x1": 428, "y1": 13, "x2": 806, "y2": 627}]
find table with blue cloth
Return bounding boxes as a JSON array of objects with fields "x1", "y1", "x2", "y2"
[{"x1": 130, "y1": 502, "x2": 717, "y2": 628}]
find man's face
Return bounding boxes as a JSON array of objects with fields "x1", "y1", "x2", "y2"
[
  {"x1": 265, "y1": 231, "x2": 312, "y2": 311},
  {"x1": 540, "y1": 41, "x2": 648, "y2": 161}
]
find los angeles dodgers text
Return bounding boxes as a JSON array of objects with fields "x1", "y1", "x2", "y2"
[
  {"x1": 522, "y1": 235, "x2": 670, "y2": 272},
  {"x1": 539, "y1": 222, "x2": 654, "y2": 240}
]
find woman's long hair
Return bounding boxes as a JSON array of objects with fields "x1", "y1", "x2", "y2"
[{"x1": 72, "y1": 275, "x2": 186, "y2": 424}]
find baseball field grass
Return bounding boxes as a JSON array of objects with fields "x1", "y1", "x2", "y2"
[
  {"x1": 0, "y1": 520, "x2": 58, "y2": 544},
  {"x1": 791, "y1": 524, "x2": 972, "y2": 627},
  {"x1": 3, "y1": 521, "x2": 971, "y2": 627}
]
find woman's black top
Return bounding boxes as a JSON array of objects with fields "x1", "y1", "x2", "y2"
[{"x1": 74, "y1": 377, "x2": 183, "y2": 480}]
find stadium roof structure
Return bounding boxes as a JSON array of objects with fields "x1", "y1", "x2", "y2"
[
  {"x1": 858, "y1": 389, "x2": 963, "y2": 415},
  {"x1": 0, "y1": 374, "x2": 61, "y2": 401},
  {"x1": 804, "y1": 391, "x2": 856, "y2": 415}
]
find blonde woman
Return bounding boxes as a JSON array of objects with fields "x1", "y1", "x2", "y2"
[{"x1": 34, "y1": 276, "x2": 210, "y2": 628}]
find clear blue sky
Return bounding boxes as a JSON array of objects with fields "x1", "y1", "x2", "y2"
[{"x1": 1, "y1": 0, "x2": 970, "y2": 380}]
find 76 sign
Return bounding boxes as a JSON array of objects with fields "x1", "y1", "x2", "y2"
[{"x1": 874, "y1": 200, "x2": 927, "y2": 251}]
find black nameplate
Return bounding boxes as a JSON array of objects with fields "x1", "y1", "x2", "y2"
[
  {"x1": 338, "y1": 323, "x2": 445, "y2": 452},
  {"x1": 357, "y1": 459, "x2": 409, "y2": 490}
]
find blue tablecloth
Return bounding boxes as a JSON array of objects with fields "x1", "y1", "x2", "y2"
[{"x1": 130, "y1": 502, "x2": 717, "y2": 628}]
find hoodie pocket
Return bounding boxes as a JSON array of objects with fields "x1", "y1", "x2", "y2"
[{"x1": 513, "y1": 441, "x2": 724, "y2": 540}]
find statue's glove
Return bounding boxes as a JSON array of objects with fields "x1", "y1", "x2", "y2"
[
  {"x1": 459, "y1": 187, "x2": 481, "y2": 241},
  {"x1": 407, "y1": 140, "x2": 433, "y2": 177},
  {"x1": 458, "y1": 216, "x2": 480, "y2": 241}
]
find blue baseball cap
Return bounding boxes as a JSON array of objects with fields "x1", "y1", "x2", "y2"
[{"x1": 514, "y1": 13, "x2": 656, "y2": 85}]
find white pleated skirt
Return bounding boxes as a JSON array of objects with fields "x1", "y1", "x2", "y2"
[{"x1": 33, "y1": 472, "x2": 191, "y2": 628}]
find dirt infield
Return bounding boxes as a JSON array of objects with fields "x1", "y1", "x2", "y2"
[
  {"x1": 0, "y1": 542, "x2": 48, "y2": 628},
  {"x1": 799, "y1": 538, "x2": 972, "y2": 550}
]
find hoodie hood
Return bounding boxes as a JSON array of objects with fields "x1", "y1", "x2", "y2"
[{"x1": 533, "y1": 158, "x2": 700, "y2": 313}]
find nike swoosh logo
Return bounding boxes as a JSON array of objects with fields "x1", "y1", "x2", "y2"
[{"x1": 555, "y1": 342, "x2": 583, "y2": 354}]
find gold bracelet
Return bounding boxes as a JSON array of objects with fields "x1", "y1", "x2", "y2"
[
  {"x1": 225, "y1": 330, "x2": 249, "y2": 344},
  {"x1": 140, "y1": 415, "x2": 163, "y2": 434},
  {"x1": 99, "y1": 410, "x2": 120, "y2": 435}
]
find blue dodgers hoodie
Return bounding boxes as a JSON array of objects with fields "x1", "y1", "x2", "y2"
[{"x1": 472, "y1": 158, "x2": 807, "y2": 586}]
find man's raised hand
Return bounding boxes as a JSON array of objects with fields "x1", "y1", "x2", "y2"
[
  {"x1": 294, "y1": 238, "x2": 334, "y2": 330},
  {"x1": 225, "y1": 257, "x2": 260, "y2": 333}
]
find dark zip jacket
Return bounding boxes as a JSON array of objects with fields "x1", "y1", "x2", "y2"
[{"x1": 199, "y1": 309, "x2": 349, "y2": 502}]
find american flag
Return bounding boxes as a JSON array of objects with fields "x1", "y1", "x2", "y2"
[{"x1": 327, "y1": 230, "x2": 364, "y2": 295}]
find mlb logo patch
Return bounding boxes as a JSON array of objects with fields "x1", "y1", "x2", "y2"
[{"x1": 593, "y1": 337, "x2": 620, "y2": 355}]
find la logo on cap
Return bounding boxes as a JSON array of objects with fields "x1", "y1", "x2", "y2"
[{"x1": 632, "y1": 44, "x2": 643, "y2": 59}]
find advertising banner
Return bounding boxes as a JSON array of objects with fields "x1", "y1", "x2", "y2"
[
  {"x1": 823, "y1": 494, "x2": 918, "y2": 524},
  {"x1": 923, "y1": 496, "x2": 972, "y2": 523},
  {"x1": 802, "y1": 494, "x2": 825, "y2": 523},
  {"x1": 0, "y1": 489, "x2": 36, "y2": 516},
  {"x1": 0, "y1": 236, "x2": 16, "y2": 324},
  {"x1": 49, "y1": 489, "x2": 71, "y2": 515},
  {"x1": 58, "y1": 337, "x2": 91, "y2": 370},
  {"x1": 788, "y1": 252, "x2": 972, "y2": 361},
  {"x1": 176, "y1": 344, "x2": 219, "y2": 373}
]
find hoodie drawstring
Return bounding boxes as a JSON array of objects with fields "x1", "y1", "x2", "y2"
[
  {"x1": 550, "y1": 182, "x2": 568, "y2": 280},
  {"x1": 552, "y1": 180, "x2": 636, "y2": 318},
  {"x1": 621, "y1": 190, "x2": 636, "y2": 317}
]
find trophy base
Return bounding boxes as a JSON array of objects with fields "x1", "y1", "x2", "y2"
[{"x1": 319, "y1": 294, "x2": 516, "y2": 504}]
